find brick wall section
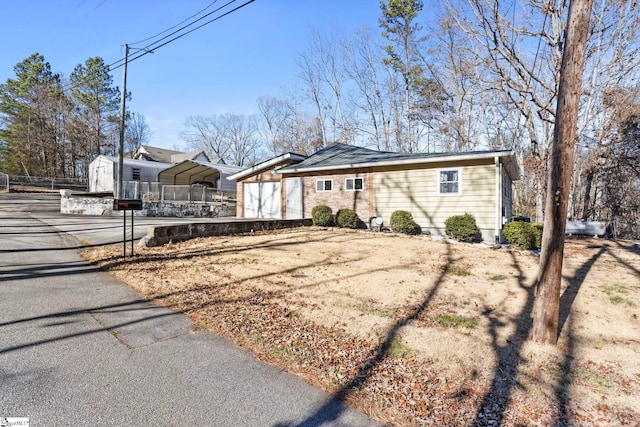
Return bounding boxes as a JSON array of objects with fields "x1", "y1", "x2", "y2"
[{"x1": 300, "y1": 169, "x2": 372, "y2": 222}]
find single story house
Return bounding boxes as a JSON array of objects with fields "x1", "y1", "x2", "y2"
[{"x1": 229, "y1": 143, "x2": 519, "y2": 242}]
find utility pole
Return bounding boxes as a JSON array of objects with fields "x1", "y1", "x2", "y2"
[
  {"x1": 532, "y1": 0, "x2": 593, "y2": 344},
  {"x1": 117, "y1": 43, "x2": 128, "y2": 200}
]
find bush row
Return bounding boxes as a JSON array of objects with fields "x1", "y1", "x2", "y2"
[
  {"x1": 311, "y1": 205, "x2": 365, "y2": 229},
  {"x1": 312, "y1": 205, "x2": 420, "y2": 234},
  {"x1": 312, "y1": 205, "x2": 543, "y2": 250}
]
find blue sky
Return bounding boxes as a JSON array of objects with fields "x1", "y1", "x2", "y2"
[{"x1": 0, "y1": 0, "x2": 383, "y2": 150}]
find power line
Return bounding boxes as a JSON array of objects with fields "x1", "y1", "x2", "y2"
[
  {"x1": 60, "y1": 0, "x2": 256, "y2": 94},
  {"x1": 105, "y1": 0, "x2": 237, "y2": 71},
  {"x1": 127, "y1": 0, "x2": 221, "y2": 46},
  {"x1": 112, "y1": 0, "x2": 256, "y2": 71}
]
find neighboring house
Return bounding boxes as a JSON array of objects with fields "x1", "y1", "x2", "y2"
[
  {"x1": 227, "y1": 153, "x2": 307, "y2": 219},
  {"x1": 88, "y1": 155, "x2": 172, "y2": 193},
  {"x1": 158, "y1": 160, "x2": 243, "y2": 193},
  {"x1": 132, "y1": 145, "x2": 210, "y2": 163},
  {"x1": 230, "y1": 143, "x2": 519, "y2": 242}
]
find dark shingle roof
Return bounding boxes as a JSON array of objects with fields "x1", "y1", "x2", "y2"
[{"x1": 277, "y1": 143, "x2": 513, "y2": 173}]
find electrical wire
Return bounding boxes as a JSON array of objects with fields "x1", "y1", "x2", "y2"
[
  {"x1": 60, "y1": 0, "x2": 255, "y2": 93},
  {"x1": 111, "y1": 0, "x2": 255, "y2": 71},
  {"x1": 127, "y1": 0, "x2": 220, "y2": 46},
  {"x1": 105, "y1": 0, "x2": 237, "y2": 71}
]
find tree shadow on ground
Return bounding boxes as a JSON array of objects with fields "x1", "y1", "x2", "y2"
[
  {"x1": 473, "y1": 242, "x2": 607, "y2": 426},
  {"x1": 472, "y1": 251, "x2": 535, "y2": 426},
  {"x1": 558, "y1": 245, "x2": 607, "y2": 336},
  {"x1": 610, "y1": 241, "x2": 640, "y2": 276},
  {"x1": 274, "y1": 241, "x2": 453, "y2": 427}
]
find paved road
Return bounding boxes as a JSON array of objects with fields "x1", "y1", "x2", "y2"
[{"x1": 0, "y1": 193, "x2": 378, "y2": 426}]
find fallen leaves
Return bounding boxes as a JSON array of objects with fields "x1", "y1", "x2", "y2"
[{"x1": 82, "y1": 229, "x2": 640, "y2": 426}]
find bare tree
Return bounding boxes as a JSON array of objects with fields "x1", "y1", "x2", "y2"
[
  {"x1": 256, "y1": 90, "x2": 324, "y2": 156},
  {"x1": 125, "y1": 112, "x2": 152, "y2": 153},
  {"x1": 180, "y1": 114, "x2": 261, "y2": 166},
  {"x1": 179, "y1": 115, "x2": 229, "y2": 161},
  {"x1": 297, "y1": 38, "x2": 329, "y2": 146},
  {"x1": 343, "y1": 28, "x2": 393, "y2": 150},
  {"x1": 423, "y1": 14, "x2": 489, "y2": 152},
  {"x1": 221, "y1": 113, "x2": 261, "y2": 166}
]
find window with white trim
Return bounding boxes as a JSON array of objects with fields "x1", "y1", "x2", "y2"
[
  {"x1": 316, "y1": 179, "x2": 333, "y2": 192},
  {"x1": 132, "y1": 168, "x2": 141, "y2": 181},
  {"x1": 345, "y1": 177, "x2": 364, "y2": 191},
  {"x1": 437, "y1": 169, "x2": 460, "y2": 195}
]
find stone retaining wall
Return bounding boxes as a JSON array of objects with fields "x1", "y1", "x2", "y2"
[
  {"x1": 140, "y1": 219, "x2": 312, "y2": 247},
  {"x1": 60, "y1": 194, "x2": 235, "y2": 218}
]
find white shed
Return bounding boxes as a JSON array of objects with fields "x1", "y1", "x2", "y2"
[{"x1": 88, "y1": 155, "x2": 172, "y2": 193}]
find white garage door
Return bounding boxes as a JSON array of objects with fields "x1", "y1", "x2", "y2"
[{"x1": 244, "y1": 182, "x2": 281, "y2": 219}]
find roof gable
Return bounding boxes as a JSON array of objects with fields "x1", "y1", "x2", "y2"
[
  {"x1": 134, "y1": 145, "x2": 183, "y2": 163},
  {"x1": 170, "y1": 150, "x2": 210, "y2": 163},
  {"x1": 227, "y1": 152, "x2": 307, "y2": 181}
]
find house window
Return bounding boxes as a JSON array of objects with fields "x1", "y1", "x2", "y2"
[
  {"x1": 132, "y1": 168, "x2": 141, "y2": 181},
  {"x1": 438, "y1": 169, "x2": 460, "y2": 195},
  {"x1": 316, "y1": 179, "x2": 333, "y2": 192},
  {"x1": 345, "y1": 177, "x2": 364, "y2": 191}
]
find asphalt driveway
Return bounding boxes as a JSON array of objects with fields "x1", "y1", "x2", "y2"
[{"x1": 0, "y1": 193, "x2": 377, "y2": 426}]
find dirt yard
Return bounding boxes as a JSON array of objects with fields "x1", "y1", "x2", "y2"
[{"x1": 83, "y1": 227, "x2": 640, "y2": 426}]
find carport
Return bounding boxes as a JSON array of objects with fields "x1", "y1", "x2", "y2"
[{"x1": 158, "y1": 160, "x2": 242, "y2": 192}]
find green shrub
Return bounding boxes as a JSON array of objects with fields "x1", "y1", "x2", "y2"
[
  {"x1": 503, "y1": 221, "x2": 542, "y2": 250},
  {"x1": 390, "y1": 210, "x2": 421, "y2": 234},
  {"x1": 311, "y1": 205, "x2": 333, "y2": 226},
  {"x1": 532, "y1": 223, "x2": 544, "y2": 249},
  {"x1": 444, "y1": 213, "x2": 479, "y2": 242},
  {"x1": 335, "y1": 208, "x2": 362, "y2": 229}
]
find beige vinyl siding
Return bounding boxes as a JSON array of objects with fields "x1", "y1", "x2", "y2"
[
  {"x1": 502, "y1": 169, "x2": 513, "y2": 220},
  {"x1": 372, "y1": 162, "x2": 496, "y2": 233}
]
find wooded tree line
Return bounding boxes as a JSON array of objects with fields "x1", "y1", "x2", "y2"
[
  {"x1": 0, "y1": 53, "x2": 151, "y2": 179},
  {"x1": 181, "y1": 0, "x2": 639, "y2": 237}
]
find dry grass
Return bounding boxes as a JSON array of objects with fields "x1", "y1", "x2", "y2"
[{"x1": 83, "y1": 227, "x2": 640, "y2": 426}]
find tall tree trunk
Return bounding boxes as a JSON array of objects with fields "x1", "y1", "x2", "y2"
[{"x1": 532, "y1": 0, "x2": 593, "y2": 344}]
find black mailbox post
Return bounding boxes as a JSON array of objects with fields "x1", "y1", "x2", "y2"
[
  {"x1": 113, "y1": 199, "x2": 143, "y2": 211},
  {"x1": 113, "y1": 199, "x2": 143, "y2": 257}
]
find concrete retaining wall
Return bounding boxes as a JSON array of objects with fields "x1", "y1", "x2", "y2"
[
  {"x1": 141, "y1": 219, "x2": 313, "y2": 247},
  {"x1": 60, "y1": 195, "x2": 235, "y2": 218}
]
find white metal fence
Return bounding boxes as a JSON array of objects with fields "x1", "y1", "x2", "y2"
[
  {"x1": 161, "y1": 184, "x2": 235, "y2": 203},
  {"x1": 121, "y1": 181, "x2": 235, "y2": 203},
  {"x1": 0, "y1": 172, "x2": 8, "y2": 191},
  {"x1": 121, "y1": 181, "x2": 162, "y2": 200}
]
